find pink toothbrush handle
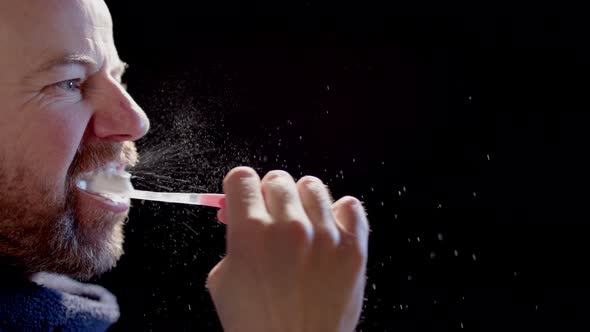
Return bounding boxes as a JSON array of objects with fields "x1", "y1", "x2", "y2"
[{"x1": 196, "y1": 194, "x2": 226, "y2": 209}]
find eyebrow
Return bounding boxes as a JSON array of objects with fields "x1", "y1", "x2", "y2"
[
  {"x1": 26, "y1": 53, "x2": 129, "y2": 79},
  {"x1": 28, "y1": 53, "x2": 99, "y2": 77}
]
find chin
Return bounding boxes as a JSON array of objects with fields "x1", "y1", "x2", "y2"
[
  {"x1": 62, "y1": 205, "x2": 128, "y2": 281},
  {"x1": 1, "y1": 140, "x2": 139, "y2": 281},
  {"x1": 27, "y1": 201, "x2": 129, "y2": 281}
]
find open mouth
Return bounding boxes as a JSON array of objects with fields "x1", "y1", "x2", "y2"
[{"x1": 75, "y1": 162, "x2": 133, "y2": 206}]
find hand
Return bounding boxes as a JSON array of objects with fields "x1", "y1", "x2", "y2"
[{"x1": 206, "y1": 167, "x2": 369, "y2": 332}]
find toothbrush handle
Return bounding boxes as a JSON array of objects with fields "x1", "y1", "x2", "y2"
[
  {"x1": 195, "y1": 194, "x2": 226, "y2": 209},
  {"x1": 129, "y1": 190, "x2": 225, "y2": 208}
]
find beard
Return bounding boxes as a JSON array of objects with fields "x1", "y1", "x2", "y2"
[{"x1": 0, "y1": 140, "x2": 139, "y2": 281}]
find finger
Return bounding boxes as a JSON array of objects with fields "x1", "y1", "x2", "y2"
[
  {"x1": 205, "y1": 257, "x2": 227, "y2": 294},
  {"x1": 332, "y1": 196, "x2": 369, "y2": 251},
  {"x1": 223, "y1": 166, "x2": 269, "y2": 227},
  {"x1": 216, "y1": 208, "x2": 226, "y2": 224},
  {"x1": 260, "y1": 170, "x2": 310, "y2": 226},
  {"x1": 297, "y1": 176, "x2": 340, "y2": 245}
]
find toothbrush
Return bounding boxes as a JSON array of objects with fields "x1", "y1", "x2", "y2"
[
  {"x1": 128, "y1": 190, "x2": 225, "y2": 209},
  {"x1": 79, "y1": 170, "x2": 225, "y2": 209}
]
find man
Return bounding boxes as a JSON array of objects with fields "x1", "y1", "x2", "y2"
[{"x1": 0, "y1": 0, "x2": 369, "y2": 331}]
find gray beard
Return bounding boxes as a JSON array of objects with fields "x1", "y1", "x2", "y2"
[{"x1": 0, "y1": 157, "x2": 127, "y2": 281}]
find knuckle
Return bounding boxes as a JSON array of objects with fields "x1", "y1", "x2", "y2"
[
  {"x1": 341, "y1": 196, "x2": 362, "y2": 209},
  {"x1": 223, "y1": 166, "x2": 258, "y2": 186},
  {"x1": 346, "y1": 245, "x2": 368, "y2": 268},
  {"x1": 340, "y1": 196, "x2": 368, "y2": 222},
  {"x1": 298, "y1": 176, "x2": 333, "y2": 202},
  {"x1": 298, "y1": 175, "x2": 323, "y2": 187},
  {"x1": 206, "y1": 261, "x2": 225, "y2": 290},
  {"x1": 261, "y1": 172, "x2": 297, "y2": 198},
  {"x1": 264, "y1": 170, "x2": 292, "y2": 182},
  {"x1": 313, "y1": 226, "x2": 340, "y2": 248},
  {"x1": 269, "y1": 219, "x2": 313, "y2": 244},
  {"x1": 341, "y1": 236, "x2": 368, "y2": 266},
  {"x1": 244, "y1": 213, "x2": 270, "y2": 226}
]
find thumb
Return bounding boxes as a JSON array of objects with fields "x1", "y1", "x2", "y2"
[{"x1": 206, "y1": 256, "x2": 227, "y2": 293}]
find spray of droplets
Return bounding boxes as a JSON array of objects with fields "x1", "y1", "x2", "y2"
[{"x1": 130, "y1": 69, "x2": 253, "y2": 195}]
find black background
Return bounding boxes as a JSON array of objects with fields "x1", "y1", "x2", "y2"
[{"x1": 98, "y1": 2, "x2": 589, "y2": 331}]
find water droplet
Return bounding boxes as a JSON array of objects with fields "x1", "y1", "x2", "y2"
[
  {"x1": 437, "y1": 233, "x2": 444, "y2": 241},
  {"x1": 472, "y1": 253, "x2": 478, "y2": 261},
  {"x1": 473, "y1": 192, "x2": 477, "y2": 197},
  {"x1": 486, "y1": 153, "x2": 491, "y2": 161},
  {"x1": 430, "y1": 251, "x2": 436, "y2": 259},
  {"x1": 454, "y1": 250, "x2": 459, "y2": 257},
  {"x1": 407, "y1": 275, "x2": 413, "y2": 281},
  {"x1": 372, "y1": 283, "x2": 376, "y2": 290},
  {"x1": 416, "y1": 236, "x2": 421, "y2": 242},
  {"x1": 403, "y1": 186, "x2": 407, "y2": 192},
  {"x1": 398, "y1": 190, "x2": 402, "y2": 196}
]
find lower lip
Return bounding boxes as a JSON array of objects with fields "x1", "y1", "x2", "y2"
[{"x1": 76, "y1": 188, "x2": 131, "y2": 214}]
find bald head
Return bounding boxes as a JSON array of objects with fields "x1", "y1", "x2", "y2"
[
  {"x1": 0, "y1": 0, "x2": 149, "y2": 280},
  {"x1": 0, "y1": 0, "x2": 117, "y2": 85}
]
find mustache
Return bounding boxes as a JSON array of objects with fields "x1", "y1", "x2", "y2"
[{"x1": 67, "y1": 141, "x2": 139, "y2": 179}]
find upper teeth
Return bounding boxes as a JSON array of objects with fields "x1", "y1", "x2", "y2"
[
  {"x1": 77, "y1": 179, "x2": 88, "y2": 190},
  {"x1": 75, "y1": 165, "x2": 133, "y2": 195}
]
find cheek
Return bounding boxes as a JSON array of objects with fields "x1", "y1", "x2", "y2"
[{"x1": 19, "y1": 103, "x2": 92, "y2": 185}]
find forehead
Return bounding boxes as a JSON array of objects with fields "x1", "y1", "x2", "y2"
[{"x1": 0, "y1": 0, "x2": 118, "y2": 74}]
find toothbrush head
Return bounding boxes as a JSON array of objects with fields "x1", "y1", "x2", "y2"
[{"x1": 78, "y1": 170, "x2": 134, "y2": 195}]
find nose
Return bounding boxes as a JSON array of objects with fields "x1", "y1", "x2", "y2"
[{"x1": 91, "y1": 76, "x2": 150, "y2": 142}]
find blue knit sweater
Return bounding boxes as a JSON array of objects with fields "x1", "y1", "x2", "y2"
[{"x1": 0, "y1": 271, "x2": 119, "y2": 331}]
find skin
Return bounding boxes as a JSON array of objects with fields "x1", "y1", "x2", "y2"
[
  {"x1": 0, "y1": 0, "x2": 148, "y2": 279},
  {"x1": 210, "y1": 169, "x2": 369, "y2": 332},
  {"x1": 0, "y1": 0, "x2": 370, "y2": 331}
]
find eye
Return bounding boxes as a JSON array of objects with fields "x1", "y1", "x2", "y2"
[{"x1": 54, "y1": 78, "x2": 82, "y2": 92}]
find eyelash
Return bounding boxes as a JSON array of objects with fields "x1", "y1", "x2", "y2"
[
  {"x1": 50, "y1": 76, "x2": 127, "y2": 95},
  {"x1": 54, "y1": 78, "x2": 82, "y2": 92}
]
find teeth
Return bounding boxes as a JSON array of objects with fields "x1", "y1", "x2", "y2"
[
  {"x1": 76, "y1": 179, "x2": 88, "y2": 190},
  {"x1": 75, "y1": 163, "x2": 133, "y2": 197}
]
